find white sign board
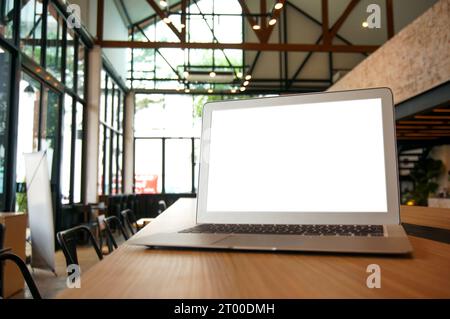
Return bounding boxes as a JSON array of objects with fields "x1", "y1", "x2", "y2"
[{"x1": 24, "y1": 151, "x2": 55, "y2": 272}]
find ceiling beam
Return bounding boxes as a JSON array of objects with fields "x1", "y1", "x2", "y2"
[
  {"x1": 286, "y1": 1, "x2": 367, "y2": 57},
  {"x1": 97, "y1": 0, "x2": 104, "y2": 40},
  {"x1": 260, "y1": 0, "x2": 286, "y2": 43},
  {"x1": 237, "y1": 0, "x2": 265, "y2": 42},
  {"x1": 146, "y1": 0, "x2": 183, "y2": 41},
  {"x1": 99, "y1": 40, "x2": 379, "y2": 52},
  {"x1": 260, "y1": 0, "x2": 267, "y2": 31},
  {"x1": 386, "y1": 0, "x2": 395, "y2": 39},
  {"x1": 181, "y1": 0, "x2": 187, "y2": 42},
  {"x1": 321, "y1": 0, "x2": 330, "y2": 45},
  {"x1": 328, "y1": 0, "x2": 360, "y2": 41},
  {"x1": 287, "y1": 36, "x2": 323, "y2": 88}
]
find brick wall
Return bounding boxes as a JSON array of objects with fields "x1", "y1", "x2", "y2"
[{"x1": 329, "y1": 0, "x2": 450, "y2": 105}]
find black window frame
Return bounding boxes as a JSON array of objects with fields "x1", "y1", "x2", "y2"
[
  {"x1": 0, "y1": 0, "x2": 92, "y2": 235},
  {"x1": 98, "y1": 67, "x2": 126, "y2": 196}
]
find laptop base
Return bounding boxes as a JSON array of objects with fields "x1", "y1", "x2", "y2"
[{"x1": 129, "y1": 224, "x2": 412, "y2": 255}]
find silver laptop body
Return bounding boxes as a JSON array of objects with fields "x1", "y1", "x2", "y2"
[{"x1": 130, "y1": 88, "x2": 412, "y2": 254}]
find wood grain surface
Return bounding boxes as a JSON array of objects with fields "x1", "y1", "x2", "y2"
[
  {"x1": 57, "y1": 199, "x2": 450, "y2": 299},
  {"x1": 401, "y1": 205, "x2": 450, "y2": 230}
]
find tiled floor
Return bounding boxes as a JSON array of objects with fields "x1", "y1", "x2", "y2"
[{"x1": 9, "y1": 236, "x2": 125, "y2": 299}]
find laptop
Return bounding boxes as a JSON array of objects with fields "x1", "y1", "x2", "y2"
[{"x1": 130, "y1": 88, "x2": 413, "y2": 254}]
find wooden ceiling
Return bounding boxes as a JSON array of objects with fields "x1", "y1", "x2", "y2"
[{"x1": 396, "y1": 104, "x2": 450, "y2": 142}]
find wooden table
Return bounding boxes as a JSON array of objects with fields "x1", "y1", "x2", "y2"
[{"x1": 57, "y1": 199, "x2": 450, "y2": 299}]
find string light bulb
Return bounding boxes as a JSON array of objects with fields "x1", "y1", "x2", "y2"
[{"x1": 274, "y1": 2, "x2": 284, "y2": 10}]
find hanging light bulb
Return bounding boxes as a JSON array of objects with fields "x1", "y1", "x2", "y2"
[
  {"x1": 274, "y1": 2, "x2": 284, "y2": 10},
  {"x1": 231, "y1": 88, "x2": 237, "y2": 93},
  {"x1": 185, "y1": 88, "x2": 191, "y2": 93},
  {"x1": 240, "y1": 87, "x2": 246, "y2": 92},
  {"x1": 245, "y1": 75, "x2": 252, "y2": 81},
  {"x1": 24, "y1": 83, "x2": 35, "y2": 97},
  {"x1": 236, "y1": 72, "x2": 243, "y2": 78},
  {"x1": 209, "y1": 71, "x2": 216, "y2": 78},
  {"x1": 252, "y1": 16, "x2": 261, "y2": 30},
  {"x1": 163, "y1": 17, "x2": 172, "y2": 24},
  {"x1": 183, "y1": 71, "x2": 189, "y2": 78},
  {"x1": 269, "y1": 18, "x2": 277, "y2": 26},
  {"x1": 243, "y1": 81, "x2": 250, "y2": 86},
  {"x1": 208, "y1": 88, "x2": 213, "y2": 93},
  {"x1": 159, "y1": 0, "x2": 168, "y2": 8}
]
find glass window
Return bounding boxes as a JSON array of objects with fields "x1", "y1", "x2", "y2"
[
  {"x1": 77, "y1": 42, "x2": 85, "y2": 98},
  {"x1": 117, "y1": 133, "x2": 123, "y2": 193},
  {"x1": 16, "y1": 72, "x2": 41, "y2": 212},
  {"x1": 165, "y1": 139, "x2": 192, "y2": 193},
  {"x1": 0, "y1": 0, "x2": 15, "y2": 42},
  {"x1": 73, "y1": 102, "x2": 83, "y2": 202},
  {"x1": 98, "y1": 118, "x2": 104, "y2": 195},
  {"x1": 104, "y1": 129, "x2": 110, "y2": 194},
  {"x1": 134, "y1": 139, "x2": 162, "y2": 194},
  {"x1": 99, "y1": 70, "x2": 106, "y2": 121},
  {"x1": 66, "y1": 30, "x2": 75, "y2": 89},
  {"x1": 41, "y1": 88, "x2": 60, "y2": 181},
  {"x1": 98, "y1": 71, "x2": 125, "y2": 196},
  {"x1": 61, "y1": 94, "x2": 72, "y2": 204},
  {"x1": 114, "y1": 88, "x2": 120, "y2": 130},
  {"x1": 111, "y1": 131, "x2": 117, "y2": 195},
  {"x1": 0, "y1": 45, "x2": 11, "y2": 209},
  {"x1": 106, "y1": 80, "x2": 113, "y2": 126},
  {"x1": 46, "y1": 4, "x2": 63, "y2": 80},
  {"x1": 20, "y1": 0, "x2": 43, "y2": 64}
]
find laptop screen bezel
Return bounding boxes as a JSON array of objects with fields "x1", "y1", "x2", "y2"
[{"x1": 196, "y1": 88, "x2": 400, "y2": 225}]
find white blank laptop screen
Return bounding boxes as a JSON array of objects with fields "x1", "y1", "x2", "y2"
[{"x1": 206, "y1": 98, "x2": 388, "y2": 213}]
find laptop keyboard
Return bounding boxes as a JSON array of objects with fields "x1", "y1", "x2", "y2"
[{"x1": 179, "y1": 224, "x2": 385, "y2": 237}]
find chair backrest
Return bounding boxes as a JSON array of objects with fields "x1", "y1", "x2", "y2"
[
  {"x1": 0, "y1": 250, "x2": 42, "y2": 299},
  {"x1": 57, "y1": 225, "x2": 103, "y2": 268},
  {"x1": 121, "y1": 209, "x2": 138, "y2": 235},
  {"x1": 105, "y1": 216, "x2": 129, "y2": 241},
  {"x1": 97, "y1": 215, "x2": 118, "y2": 252}
]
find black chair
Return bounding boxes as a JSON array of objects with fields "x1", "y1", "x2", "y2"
[
  {"x1": 105, "y1": 216, "x2": 129, "y2": 241},
  {"x1": 97, "y1": 215, "x2": 118, "y2": 253},
  {"x1": 121, "y1": 209, "x2": 140, "y2": 235},
  {"x1": 57, "y1": 225, "x2": 103, "y2": 268},
  {"x1": 158, "y1": 200, "x2": 167, "y2": 215},
  {"x1": 0, "y1": 249, "x2": 42, "y2": 299}
]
